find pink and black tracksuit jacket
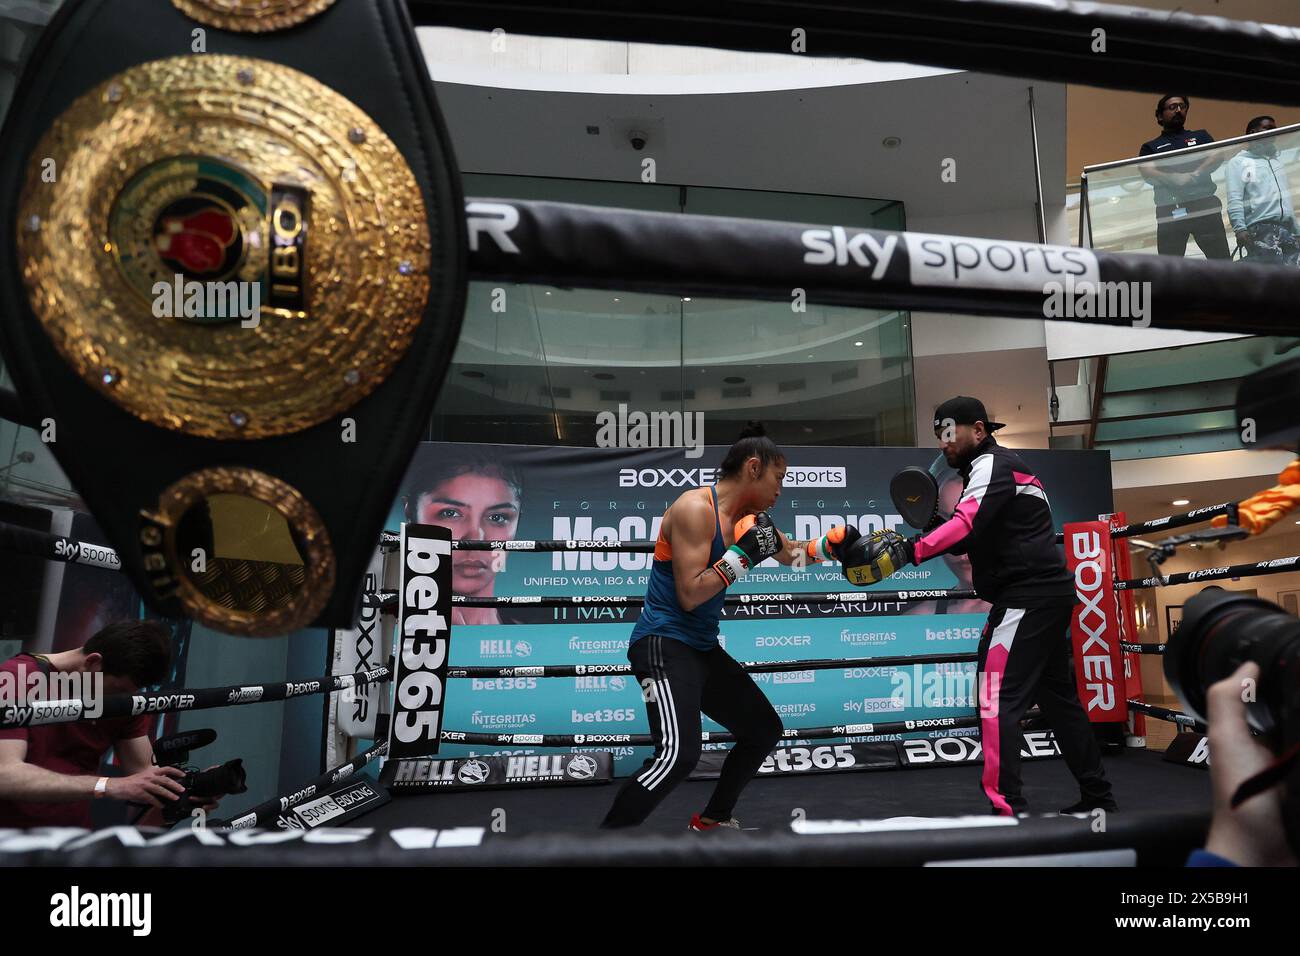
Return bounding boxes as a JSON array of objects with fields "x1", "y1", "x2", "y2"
[
  {"x1": 913, "y1": 436, "x2": 1110, "y2": 814},
  {"x1": 913, "y1": 436, "x2": 1073, "y2": 606}
]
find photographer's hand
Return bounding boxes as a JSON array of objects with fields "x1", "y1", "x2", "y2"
[
  {"x1": 1204, "y1": 662, "x2": 1296, "y2": 866},
  {"x1": 109, "y1": 765, "x2": 186, "y2": 808}
]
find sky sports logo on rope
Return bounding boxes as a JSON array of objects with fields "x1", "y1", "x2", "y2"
[
  {"x1": 1, "y1": 670, "x2": 104, "y2": 724},
  {"x1": 800, "y1": 227, "x2": 1106, "y2": 300},
  {"x1": 617, "y1": 465, "x2": 845, "y2": 488},
  {"x1": 53, "y1": 538, "x2": 121, "y2": 570}
]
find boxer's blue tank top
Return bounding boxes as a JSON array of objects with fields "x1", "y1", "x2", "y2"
[{"x1": 629, "y1": 486, "x2": 726, "y2": 651}]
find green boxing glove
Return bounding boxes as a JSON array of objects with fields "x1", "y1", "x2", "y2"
[{"x1": 806, "y1": 524, "x2": 860, "y2": 563}]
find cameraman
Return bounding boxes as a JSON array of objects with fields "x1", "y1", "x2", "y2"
[
  {"x1": 0, "y1": 620, "x2": 190, "y2": 827},
  {"x1": 1193, "y1": 662, "x2": 1297, "y2": 867}
]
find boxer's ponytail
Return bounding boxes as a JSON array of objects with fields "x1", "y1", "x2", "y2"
[{"x1": 717, "y1": 421, "x2": 785, "y2": 479}]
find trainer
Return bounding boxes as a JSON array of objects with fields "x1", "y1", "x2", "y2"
[
  {"x1": 848, "y1": 396, "x2": 1117, "y2": 816},
  {"x1": 600, "y1": 422, "x2": 852, "y2": 830}
]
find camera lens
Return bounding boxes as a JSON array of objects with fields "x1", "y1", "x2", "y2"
[{"x1": 1164, "y1": 587, "x2": 1300, "y2": 736}]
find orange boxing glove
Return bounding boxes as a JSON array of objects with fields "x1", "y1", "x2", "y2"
[{"x1": 1212, "y1": 458, "x2": 1300, "y2": 535}]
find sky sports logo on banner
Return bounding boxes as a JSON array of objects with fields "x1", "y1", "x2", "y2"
[{"x1": 617, "y1": 466, "x2": 846, "y2": 488}]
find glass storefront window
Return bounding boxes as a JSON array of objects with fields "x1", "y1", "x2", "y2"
[{"x1": 432, "y1": 174, "x2": 914, "y2": 446}]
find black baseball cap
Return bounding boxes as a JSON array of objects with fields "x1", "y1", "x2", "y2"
[{"x1": 933, "y1": 396, "x2": 1006, "y2": 434}]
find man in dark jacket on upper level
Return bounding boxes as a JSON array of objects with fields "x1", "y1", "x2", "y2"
[{"x1": 1138, "y1": 94, "x2": 1231, "y2": 260}]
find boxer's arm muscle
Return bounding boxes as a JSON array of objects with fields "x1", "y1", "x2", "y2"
[{"x1": 671, "y1": 495, "x2": 727, "y2": 612}]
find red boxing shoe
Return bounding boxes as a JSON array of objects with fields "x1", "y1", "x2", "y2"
[{"x1": 687, "y1": 813, "x2": 741, "y2": 831}]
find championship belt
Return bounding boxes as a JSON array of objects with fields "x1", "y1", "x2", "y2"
[{"x1": 0, "y1": 0, "x2": 466, "y2": 635}]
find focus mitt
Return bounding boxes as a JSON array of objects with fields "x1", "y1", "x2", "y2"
[
  {"x1": 842, "y1": 530, "x2": 916, "y2": 586},
  {"x1": 890, "y1": 466, "x2": 940, "y2": 532}
]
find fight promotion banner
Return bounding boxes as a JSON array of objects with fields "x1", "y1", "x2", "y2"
[
  {"x1": 692, "y1": 741, "x2": 899, "y2": 779},
  {"x1": 1107, "y1": 512, "x2": 1146, "y2": 738},
  {"x1": 898, "y1": 728, "x2": 1063, "y2": 767},
  {"x1": 332, "y1": 547, "x2": 388, "y2": 739},
  {"x1": 388, "y1": 524, "x2": 453, "y2": 760},
  {"x1": 1063, "y1": 521, "x2": 1128, "y2": 723},
  {"x1": 381, "y1": 751, "x2": 613, "y2": 791},
  {"x1": 394, "y1": 442, "x2": 1113, "y2": 772}
]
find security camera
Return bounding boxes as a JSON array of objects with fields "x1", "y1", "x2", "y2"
[{"x1": 628, "y1": 130, "x2": 647, "y2": 151}]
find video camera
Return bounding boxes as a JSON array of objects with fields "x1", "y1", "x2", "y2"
[{"x1": 148, "y1": 729, "x2": 249, "y2": 824}]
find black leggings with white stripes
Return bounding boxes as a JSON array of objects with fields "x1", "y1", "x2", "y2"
[{"x1": 600, "y1": 634, "x2": 783, "y2": 828}]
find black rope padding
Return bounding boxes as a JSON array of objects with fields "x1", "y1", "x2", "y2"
[
  {"x1": 1, "y1": 500, "x2": 1235, "y2": 582},
  {"x1": 446, "y1": 651, "x2": 978, "y2": 679},
  {"x1": 372, "y1": 588, "x2": 980, "y2": 610},
  {"x1": 461, "y1": 198, "x2": 1300, "y2": 335},
  {"x1": 442, "y1": 713, "x2": 1003, "y2": 747},
  {"x1": 1050, "y1": 503, "x2": 1237, "y2": 543},
  {"x1": 1116, "y1": 554, "x2": 1300, "y2": 591},
  {"x1": 414, "y1": 0, "x2": 1300, "y2": 107},
  {"x1": 1120, "y1": 642, "x2": 1165, "y2": 655},
  {"x1": 1127, "y1": 699, "x2": 1204, "y2": 730},
  {"x1": 0, "y1": 807, "x2": 1210, "y2": 866},
  {"x1": 221, "y1": 741, "x2": 389, "y2": 830},
  {"x1": 0, "y1": 666, "x2": 393, "y2": 729},
  {"x1": 1109, "y1": 502, "x2": 1237, "y2": 538},
  {"x1": 0, "y1": 520, "x2": 122, "y2": 571}
]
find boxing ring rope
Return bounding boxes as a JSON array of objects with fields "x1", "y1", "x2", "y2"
[
  {"x1": 415, "y1": 0, "x2": 1300, "y2": 106},
  {"x1": 1126, "y1": 699, "x2": 1204, "y2": 731},
  {"x1": 0, "y1": 666, "x2": 392, "y2": 730},
  {"x1": 436, "y1": 712, "x2": 1045, "y2": 749},
  {"x1": 1106, "y1": 503, "x2": 1238, "y2": 538},
  {"x1": 1113, "y1": 556, "x2": 1300, "y2": 591},
  {"x1": 376, "y1": 500, "x2": 1238, "y2": 553},
  {"x1": 371, "y1": 589, "x2": 981, "y2": 609},
  {"x1": 0, "y1": 807, "x2": 1208, "y2": 867},
  {"x1": 1121, "y1": 642, "x2": 1164, "y2": 655},
  {"x1": 444, "y1": 651, "x2": 979, "y2": 679},
  {"x1": 222, "y1": 741, "x2": 389, "y2": 830},
  {"x1": 464, "y1": 198, "x2": 1300, "y2": 336},
  {"x1": 0, "y1": 494, "x2": 1240, "y2": 576}
]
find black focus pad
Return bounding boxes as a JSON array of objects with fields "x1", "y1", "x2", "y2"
[{"x1": 890, "y1": 466, "x2": 940, "y2": 531}]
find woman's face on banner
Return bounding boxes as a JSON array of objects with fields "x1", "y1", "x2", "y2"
[{"x1": 416, "y1": 473, "x2": 521, "y2": 594}]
